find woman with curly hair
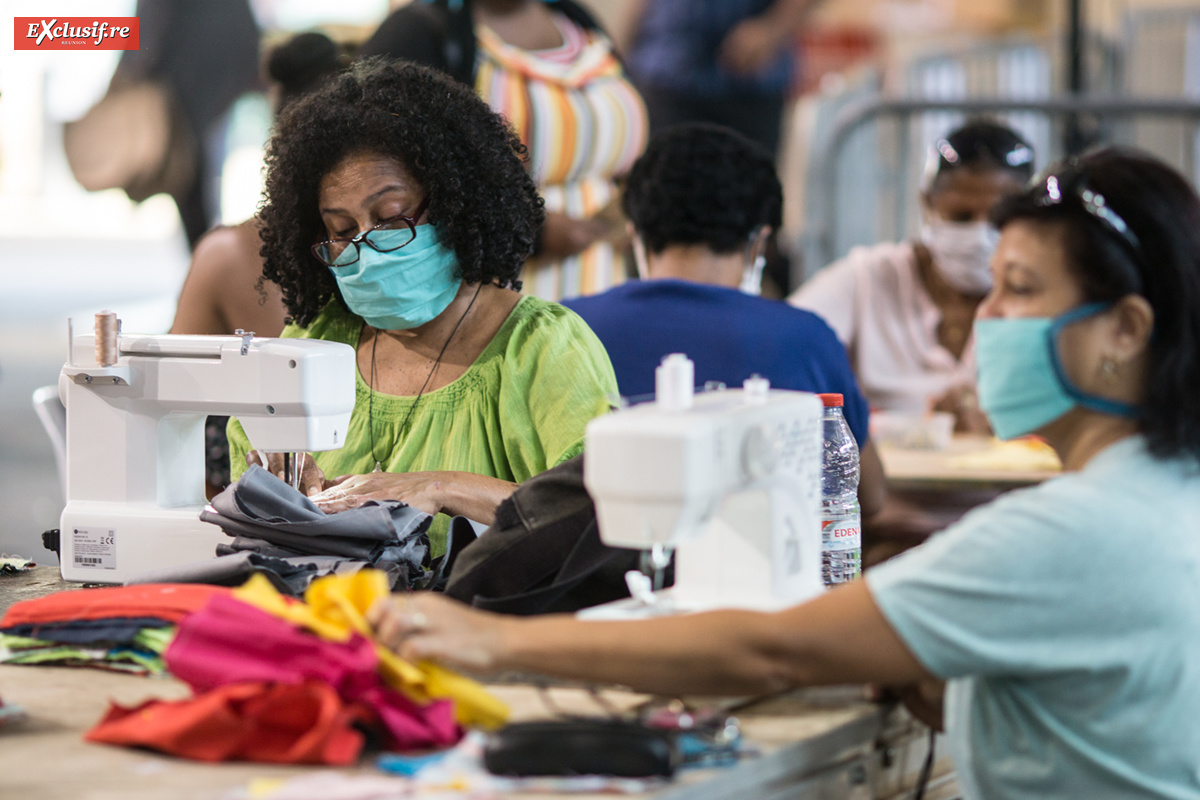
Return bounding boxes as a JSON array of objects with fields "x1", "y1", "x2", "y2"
[{"x1": 227, "y1": 59, "x2": 618, "y2": 555}]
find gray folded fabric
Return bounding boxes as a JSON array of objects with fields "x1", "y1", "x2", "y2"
[
  {"x1": 126, "y1": 550, "x2": 404, "y2": 596},
  {"x1": 210, "y1": 464, "x2": 431, "y2": 542},
  {"x1": 216, "y1": 538, "x2": 301, "y2": 559},
  {"x1": 196, "y1": 464, "x2": 431, "y2": 591}
]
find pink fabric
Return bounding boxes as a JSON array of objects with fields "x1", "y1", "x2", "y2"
[{"x1": 165, "y1": 594, "x2": 459, "y2": 751}]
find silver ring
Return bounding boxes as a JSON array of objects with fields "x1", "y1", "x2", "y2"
[{"x1": 407, "y1": 610, "x2": 429, "y2": 631}]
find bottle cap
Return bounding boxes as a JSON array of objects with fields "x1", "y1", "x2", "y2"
[{"x1": 818, "y1": 393, "x2": 844, "y2": 408}]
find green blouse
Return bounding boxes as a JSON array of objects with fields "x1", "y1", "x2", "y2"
[{"x1": 228, "y1": 296, "x2": 617, "y2": 554}]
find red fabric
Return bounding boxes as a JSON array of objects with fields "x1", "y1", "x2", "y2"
[
  {"x1": 1, "y1": 584, "x2": 228, "y2": 627},
  {"x1": 85, "y1": 681, "x2": 370, "y2": 764},
  {"x1": 165, "y1": 594, "x2": 459, "y2": 751}
]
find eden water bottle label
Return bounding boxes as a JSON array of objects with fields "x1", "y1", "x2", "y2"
[
  {"x1": 821, "y1": 514, "x2": 861, "y2": 585},
  {"x1": 821, "y1": 516, "x2": 860, "y2": 551}
]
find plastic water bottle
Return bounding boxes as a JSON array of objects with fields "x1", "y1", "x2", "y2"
[{"x1": 818, "y1": 393, "x2": 861, "y2": 586}]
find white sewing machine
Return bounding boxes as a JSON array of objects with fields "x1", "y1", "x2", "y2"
[
  {"x1": 57, "y1": 319, "x2": 356, "y2": 583},
  {"x1": 581, "y1": 354, "x2": 825, "y2": 618}
]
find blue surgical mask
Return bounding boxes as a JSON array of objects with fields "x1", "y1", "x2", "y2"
[
  {"x1": 329, "y1": 224, "x2": 462, "y2": 330},
  {"x1": 975, "y1": 302, "x2": 1140, "y2": 440}
]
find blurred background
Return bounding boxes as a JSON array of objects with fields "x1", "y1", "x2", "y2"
[{"x1": 2, "y1": 0, "x2": 1199, "y2": 562}]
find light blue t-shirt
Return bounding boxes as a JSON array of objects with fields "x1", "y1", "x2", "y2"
[{"x1": 868, "y1": 436, "x2": 1200, "y2": 800}]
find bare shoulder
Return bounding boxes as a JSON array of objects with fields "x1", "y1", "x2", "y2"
[
  {"x1": 184, "y1": 219, "x2": 286, "y2": 336},
  {"x1": 190, "y1": 219, "x2": 262, "y2": 282}
]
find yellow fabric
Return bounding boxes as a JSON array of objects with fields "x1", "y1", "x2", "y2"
[
  {"x1": 232, "y1": 572, "x2": 508, "y2": 729},
  {"x1": 227, "y1": 295, "x2": 617, "y2": 555}
]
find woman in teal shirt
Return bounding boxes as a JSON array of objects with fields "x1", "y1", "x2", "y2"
[
  {"x1": 373, "y1": 148, "x2": 1200, "y2": 798},
  {"x1": 228, "y1": 60, "x2": 616, "y2": 554}
]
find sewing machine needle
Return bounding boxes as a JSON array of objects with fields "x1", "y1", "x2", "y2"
[{"x1": 291, "y1": 452, "x2": 304, "y2": 492}]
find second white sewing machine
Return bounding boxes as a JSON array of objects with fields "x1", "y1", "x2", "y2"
[
  {"x1": 57, "y1": 317, "x2": 356, "y2": 583},
  {"x1": 582, "y1": 354, "x2": 826, "y2": 617}
]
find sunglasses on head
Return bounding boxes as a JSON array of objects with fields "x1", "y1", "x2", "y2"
[{"x1": 1028, "y1": 159, "x2": 1145, "y2": 293}]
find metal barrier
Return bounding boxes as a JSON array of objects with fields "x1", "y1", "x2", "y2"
[{"x1": 800, "y1": 96, "x2": 1200, "y2": 279}]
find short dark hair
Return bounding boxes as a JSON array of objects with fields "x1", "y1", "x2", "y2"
[
  {"x1": 622, "y1": 123, "x2": 783, "y2": 255},
  {"x1": 265, "y1": 31, "x2": 351, "y2": 111},
  {"x1": 926, "y1": 118, "x2": 1035, "y2": 191},
  {"x1": 992, "y1": 147, "x2": 1200, "y2": 461},
  {"x1": 259, "y1": 58, "x2": 544, "y2": 327}
]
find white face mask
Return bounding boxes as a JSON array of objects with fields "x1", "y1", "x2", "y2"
[
  {"x1": 920, "y1": 219, "x2": 999, "y2": 295},
  {"x1": 740, "y1": 253, "x2": 765, "y2": 295}
]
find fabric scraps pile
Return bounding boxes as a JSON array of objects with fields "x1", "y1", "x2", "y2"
[
  {"x1": 86, "y1": 570, "x2": 508, "y2": 765},
  {"x1": 128, "y1": 465, "x2": 432, "y2": 596},
  {"x1": 0, "y1": 583, "x2": 227, "y2": 674}
]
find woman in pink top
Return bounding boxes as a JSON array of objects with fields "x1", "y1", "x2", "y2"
[{"x1": 790, "y1": 120, "x2": 1034, "y2": 430}]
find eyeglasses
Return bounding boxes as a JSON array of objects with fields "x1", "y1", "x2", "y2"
[
  {"x1": 311, "y1": 197, "x2": 429, "y2": 268},
  {"x1": 1031, "y1": 161, "x2": 1143, "y2": 261}
]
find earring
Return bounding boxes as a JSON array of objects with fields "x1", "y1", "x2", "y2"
[{"x1": 1101, "y1": 359, "x2": 1118, "y2": 379}]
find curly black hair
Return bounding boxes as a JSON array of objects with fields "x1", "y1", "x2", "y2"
[
  {"x1": 259, "y1": 58, "x2": 544, "y2": 326},
  {"x1": 622, "y1": 123, "x2": 783, "y2": 255},
  {"x1": 993, "y1": 147, "x2": 1200, "y2": 462}
]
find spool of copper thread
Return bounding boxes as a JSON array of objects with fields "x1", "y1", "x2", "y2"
[{"x1": 95, "y1": 311, "x2": 119, "y2": 367}]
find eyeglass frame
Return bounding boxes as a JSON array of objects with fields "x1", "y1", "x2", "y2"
[
  {"x1": 1030, "y1": 160, "x2": 1143, "y2": 263},
  {"x1": 311, "y1": 197, "x2": 430, "y2": 268}
]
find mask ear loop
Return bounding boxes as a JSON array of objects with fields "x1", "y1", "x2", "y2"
[
  {"x1": 1045, "y1": 302, "x2": 1142, "y2": 419},
  {"x1": 740, "y1": 231, "x2": 766, "y2": 296},
  {"x1": 631, "y1": 234, "x2": 651, "y2": 281}
]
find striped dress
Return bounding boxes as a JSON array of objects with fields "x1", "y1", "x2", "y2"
[{"x1": 475, "y1": 15, "x2": 648, "y2": 301}]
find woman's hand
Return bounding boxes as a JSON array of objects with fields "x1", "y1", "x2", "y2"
[
  {"x1": 931, "y1": 385, "x2": 992, "y2": 434},
  {"x1": 368, "y1": 592, "x2": 513, "y2": 673},
  {"x1": 309, "y1": 470, "x2": 517, "y2": 523},
  {"x1": 246, "y1": 451, "x2": 329, "y2": 497},
  {"x1": 539, "y1": 211, "x2": 610, "y2": 261},
  {"x1": 719, "y1": 15, "x2": 792, "y2": 76},
  {"x1": 310, "y1": 471, "x2": 447, "y2": 516}
]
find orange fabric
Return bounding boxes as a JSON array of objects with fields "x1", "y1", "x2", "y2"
[
  {"x1": 85, "y1": 681, "x2": 371, "y2": 765},
  {"x1": 1, "y1": 584, "x2": 229, "y2": 627}
]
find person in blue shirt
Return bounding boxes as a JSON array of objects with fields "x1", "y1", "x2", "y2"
[
  {"x1": 378, "y1": 148, "x2": 1200, "y2": 800},
  {"x1": 563, "y1": 122, "x2": 868, "y2": 443},
  {"x1": 564, "y1": 122, "x2": 909, "y2": 542}
]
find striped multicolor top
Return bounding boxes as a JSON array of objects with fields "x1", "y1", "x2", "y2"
[{"x1": 475, "y1": 14, "x2": 648, "y2": 300}]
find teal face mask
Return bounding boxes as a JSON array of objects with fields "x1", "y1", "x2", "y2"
[
  {"x1": 329, "y1": 224, "x2": 462, "y2": 330},
  {"x1": 975, "y1": 302, "x2": 1140, "y2": 440}
]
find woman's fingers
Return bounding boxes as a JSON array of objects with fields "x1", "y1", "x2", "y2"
[
  {"x1": 369, "y1": 594, "x2": 506, "y2": 672},
  {"x1": 300, "y1": 454, "x2": 328, "y2": 496}
]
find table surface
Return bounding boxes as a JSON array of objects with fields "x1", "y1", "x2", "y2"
[
  {"x1": 0, "y1": 568, "x2": 937, "y2": 800},
  {"x1": 878, "y1": 433, "x2": 1061, "y2": 492}
]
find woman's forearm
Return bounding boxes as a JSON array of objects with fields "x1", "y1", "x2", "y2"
[
  {"x1": 436, "y1": 471, "x2": 517, "y2": 524},
  {"x1": 490, "y1": 582, "x2": 932, "y2": 696}
]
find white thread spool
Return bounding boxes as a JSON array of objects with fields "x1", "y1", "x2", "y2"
[
  {"x1": 95, "y1": 311, "x2": 119, "y2": 367},
  {"x1": 655, "y1": 353, "x2": 694, "y2": 411}
]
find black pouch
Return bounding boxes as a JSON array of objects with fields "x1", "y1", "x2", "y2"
[
  {"x1": 445, "y1": 455, "x2": 674, "y2": 615},
  {"x1": 483, "y1": 718, "x2": 678, "y2": 778}
]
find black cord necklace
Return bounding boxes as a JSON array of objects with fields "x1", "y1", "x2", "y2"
[{"x1": 367, "y1": 283, "x2": 483, "y2": 471}]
